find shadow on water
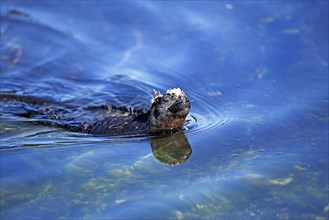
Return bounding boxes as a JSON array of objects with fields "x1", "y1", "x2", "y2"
[{"x1": 151, "y1": 132, "x2": 192, "y2": 166}]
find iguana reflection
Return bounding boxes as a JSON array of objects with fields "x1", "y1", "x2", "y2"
[{"x1": 150, "y1": 132, "x2": 192, "y2": 166}]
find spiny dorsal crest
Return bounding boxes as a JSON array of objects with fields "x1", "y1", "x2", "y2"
[
  {"x1": 151, "y1": 89, "x2": 162, "y2": 104},
  {"x1": 110, "y1": 105, "x2": 144, "y2": 115}
]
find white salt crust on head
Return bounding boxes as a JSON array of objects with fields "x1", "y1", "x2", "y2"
[
  {"x1": 151, "y1": 88, "x2": 184, "y2": 104},
  {"x1": 166, "y1": 88, "x2": 183, "y2": 97}
]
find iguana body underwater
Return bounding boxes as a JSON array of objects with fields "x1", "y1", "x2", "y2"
[{"x1": 0, "y1": 88, "x2": 191, "y2": 135}]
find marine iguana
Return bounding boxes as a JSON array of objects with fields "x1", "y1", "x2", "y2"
[{"x1": 0, "y1": 88, "x2": 191, "y2": 135}]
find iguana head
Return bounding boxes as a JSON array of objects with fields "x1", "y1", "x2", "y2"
[{"x1": 148, "y1": 88, "x2": 190, "y2": 133}]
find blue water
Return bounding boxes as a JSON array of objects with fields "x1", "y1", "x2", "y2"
[{"x1": 1, "y1": 1, "x2": 328, "y2": 219}]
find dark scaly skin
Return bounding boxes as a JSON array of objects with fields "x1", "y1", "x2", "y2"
[
  {"x1": 0, "y1": 89, "x2": 191, "y2": 135},
  {"x1": 70, "y1": 89, "x2": 191, "y2": 135}
]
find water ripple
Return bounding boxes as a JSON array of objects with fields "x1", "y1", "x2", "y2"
[{"x1": 184, "y1": 89, "x2": 238, "y2": 135}]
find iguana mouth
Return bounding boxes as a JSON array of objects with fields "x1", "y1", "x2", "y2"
[{"x1": 168, "y1": 99, "x2": 190, "y2": 113}]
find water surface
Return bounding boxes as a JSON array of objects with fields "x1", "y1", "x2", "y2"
[{"x1": 1, "y1": 1, "x2": 328, "y2": 219}]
